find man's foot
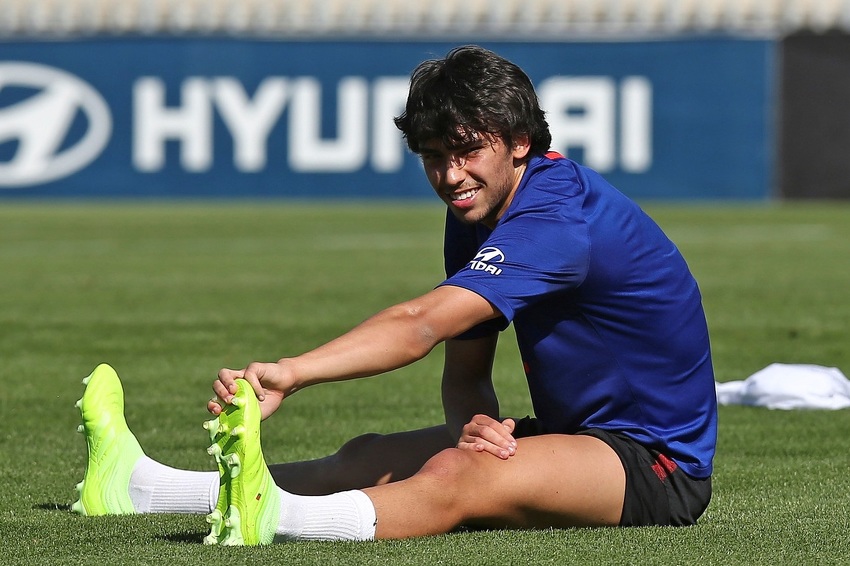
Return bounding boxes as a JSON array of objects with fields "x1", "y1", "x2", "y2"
[
  {"x1": 203, "y1": 379, "x2": 279, "y2": 546},
  {"x1": 71, "y1": 364, "x2": 144, "y2": 516}
]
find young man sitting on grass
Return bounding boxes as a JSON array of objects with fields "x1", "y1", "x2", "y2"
[{"x1": 73, "y1": 45, "x2": 717, "y2": 544}]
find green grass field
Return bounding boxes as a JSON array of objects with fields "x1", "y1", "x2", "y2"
[{"x1": 1, "y1": 201, "x2": 849, "y2": 565}]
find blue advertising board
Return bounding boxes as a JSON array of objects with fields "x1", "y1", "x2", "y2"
[{"x1": 0, "y1": 38, "x2": 775, "y2": 199}]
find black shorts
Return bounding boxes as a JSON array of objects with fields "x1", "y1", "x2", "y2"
[{"x1": 512, "y1": 417, "x2": 712, "y2": 527}]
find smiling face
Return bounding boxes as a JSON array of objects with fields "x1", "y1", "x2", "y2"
[{"x1": 420, "y1": 133, "x2": 530, "y2": 228}]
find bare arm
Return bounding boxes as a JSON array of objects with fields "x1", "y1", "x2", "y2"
[
  {"x1": 211, "y1": 285, "x2": 500, "y2": 419},
  {"x1": 441, "y1": 334, "x2": 500, "y2": 440},
  {"x1": 286, "y1": 286, "x2": 497, "y2": 387},
  {"x1": 441, "y1": 334, "x2": 518, "y2": 459}
]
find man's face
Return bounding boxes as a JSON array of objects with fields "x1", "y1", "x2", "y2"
[{"x1": 419, "y1": 133, "x2": 530, "y2": 228}]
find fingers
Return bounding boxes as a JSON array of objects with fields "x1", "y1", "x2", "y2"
[
  {"x1": 458, "y1": 415, "x2": 518, "y2": 460},
  {"x1": 207, "y1": 397, "x2": 223, "y2": 415},
  {"x1": 240, "y1": 362, "x2": 267, "y2": 402},
  {"x1": 209, "y1": 364, "x2": 276, "y2": 416},
  {"x1": 208, "y1": 367, "x2": 249, "y2": 415},
  {"x1": 211, "y1": 368, "x2": 242, "y2": 407}
]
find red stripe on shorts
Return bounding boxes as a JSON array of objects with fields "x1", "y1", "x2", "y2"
[{"x1": 651, "y1": 454, "x2": 678, "y2": 481}]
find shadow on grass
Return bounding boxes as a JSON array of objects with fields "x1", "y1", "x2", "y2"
[
  {"x1": 33, "y1": 502, "x2": 207, "y2": 545},
  {"x1": 34, "y1": 502, "x2": 71, "y2": 512},
  {"x1": 158, "y1": 531, "x2": 207, "y2": 544}
]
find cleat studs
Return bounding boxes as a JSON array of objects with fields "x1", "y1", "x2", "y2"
[
  {"x1": 203, "y1": 418, "x2": 220, "y2": 444},
  {"x1": 74, "y1": 399, "x2": 83, "y2": 409},
  {"x1": 231, "y1": 396, "x2": 245, "y2": 408},
  {"x1": 75, "y1": 481, "x2": 84, "y2": 492},
  {"x1": 204, "y1": 509, "x2": 224, "y2": 544},
  {"x1": 223, "y1": 454, "x2": 242, "y2": 477},
  {"x1": 224, "y1": 518, "x2": 233, "y2": 528},
  {"x1": 71, "y1": 500, "x2": 85, "y2": 515},
  {"x1": 82, "y1": 375, "x2": 91, "y2": 385},
  {"x1": 231, "y1": 425, "x2": 245, "y2": 438},
  {"x1": 207, "y1": 444, "x2": 222, "y2": 457},
  {"x1": 76, "y1": 424, "x2": 85, "y2": 434}
]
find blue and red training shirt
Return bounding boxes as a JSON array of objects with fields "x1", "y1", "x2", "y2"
[{"x1": 440, "y1": 152, "x2": 717, "y2": 478}]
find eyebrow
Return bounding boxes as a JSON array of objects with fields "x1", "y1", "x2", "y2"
[{"x1": 421, "y1": 138, "x2": 487, "y2": 154}]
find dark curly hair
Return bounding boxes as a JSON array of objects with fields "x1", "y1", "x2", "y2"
[{"x1": 394, "y1": 45, "x2": 551, "y2": 157}]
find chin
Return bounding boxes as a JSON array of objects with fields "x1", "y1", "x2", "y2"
[{"x1": 447, "y1": 207, "x2": 480, "y2": 225}]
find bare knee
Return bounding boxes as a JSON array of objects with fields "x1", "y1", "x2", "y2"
[
  {"x1": 270, "y1": 433, "x2": 387, "y2": 494},
  {"x1": 329, "y1": 431, "x2": 452, "y2": 489},
  {"x1": 415, "y1": 448, "x2": 480, "y2": 498},
  {"x1": 405, "y1": 448, "x2": 482, "y2": 526},
  {"x1": 332, "y1": 428, "x2": 454, "y2": 488},
  {"x1": 332, "y1": 433, "x2": 385, "y2": 467},
  {"x1": 272, "y1": 428, "x2": 452, "y2": 494},
  {"x1": 419, "y1": 447, "x2": 471, "y2": 476},
  {"x1": 317, "y1": 433, "x2": 385, "y2": 488}
]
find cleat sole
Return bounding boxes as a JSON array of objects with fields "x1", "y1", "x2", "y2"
[{"x1": 204, "y1": 380, "x2": 278, "y2": 545}]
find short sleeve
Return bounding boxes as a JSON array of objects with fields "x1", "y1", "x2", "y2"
[{"x1": 441, "y1": 195, "x2": 590, "y2": 323}]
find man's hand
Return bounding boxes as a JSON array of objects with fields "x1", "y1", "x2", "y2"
[
  {"x1": 208, "y1": 360, "x2": 296, "y2": 420},
  {"x1": 457, "y1": 414, "x2": 517, "y2": 460}
]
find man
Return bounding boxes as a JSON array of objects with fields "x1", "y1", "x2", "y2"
[{"x1": 73, "y1": 45, "x2": 717, "y2": 544}]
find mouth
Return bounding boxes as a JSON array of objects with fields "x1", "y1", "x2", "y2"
[{"x1": 449, "y1": 188, "x2": 480, "y2": 203}]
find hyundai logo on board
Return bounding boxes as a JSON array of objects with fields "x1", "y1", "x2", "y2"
[
  {"x1": 0, "y1": 62, "x2": 112, "y2": 187},
  {"x1": 0, "y1": 60, "x2": 652, "y2": 190}
]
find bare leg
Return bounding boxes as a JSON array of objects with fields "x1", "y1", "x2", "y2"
[
  {"x1": 269, "y1": 425, "x2": 455, "y2": 495},
  {"x1": 363, "y1": 434, "x2": 626, "y2": 539}
]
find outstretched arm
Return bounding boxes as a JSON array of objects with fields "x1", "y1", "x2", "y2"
[{"x1": 210, "y1": 285, "x2": 500, "y2": 419}]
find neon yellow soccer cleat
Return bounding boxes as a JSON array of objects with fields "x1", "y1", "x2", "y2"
[
  {"x1": 203, "y1": 379, "x2": 279, "y2": 546},
  {"x1": 71, "y1": 363, "x2": 144, "y2": 516}
]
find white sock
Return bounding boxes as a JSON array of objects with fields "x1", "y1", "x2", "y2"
[
  {"x1": 128, "y1": 456, "x2": 218, "y2": 514},
  {"x1": 275, "y1": 489, "x2": 377, "y2": 542}
]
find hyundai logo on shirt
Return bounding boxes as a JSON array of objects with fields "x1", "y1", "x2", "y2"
[{"x1": 469, "y1": 247, "x2": 505, "y2": 275}]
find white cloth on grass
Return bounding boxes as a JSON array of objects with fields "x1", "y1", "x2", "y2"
[{"x1": 715, "y1": 363, "x2": 850, "y2": 410}]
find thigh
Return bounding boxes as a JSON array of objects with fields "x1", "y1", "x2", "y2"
[
  {"x1": 460, "y1": 433, "x2": 626, "y2": 529},
  {"x1": 270, "y1": 425, "x2": 455, "y2": 495}
]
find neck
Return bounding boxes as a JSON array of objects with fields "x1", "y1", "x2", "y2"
[{"x1": 481, "y1": 161, "x2": 528, "y2": 229}]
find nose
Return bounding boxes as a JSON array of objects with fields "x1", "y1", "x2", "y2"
[{"x1": 444, "y1": 156, "x2": 466, "y2": 185}]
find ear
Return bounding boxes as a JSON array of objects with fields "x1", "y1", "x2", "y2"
[{"x1": 511, "y1": 134, "x2": 531, "y2": 160}]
